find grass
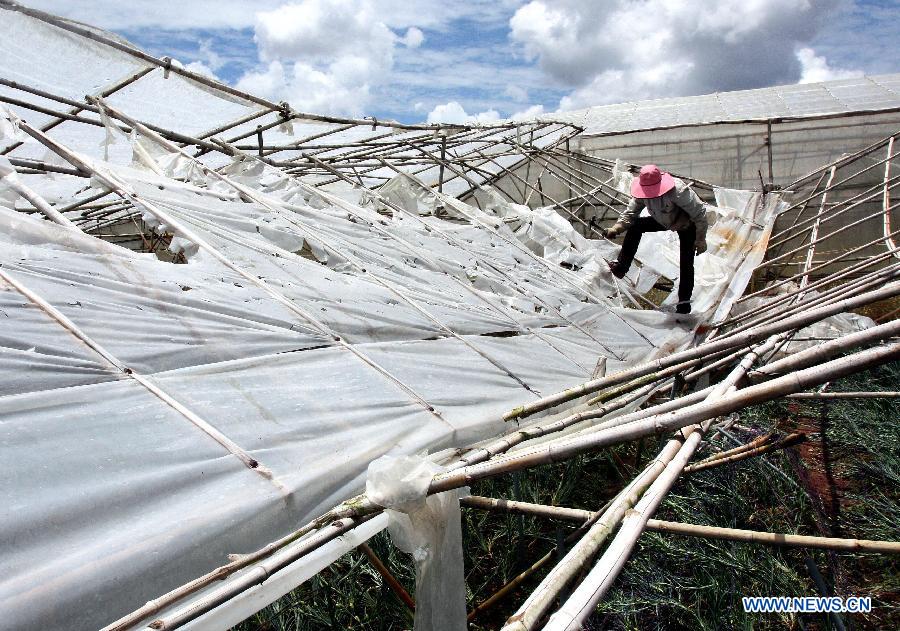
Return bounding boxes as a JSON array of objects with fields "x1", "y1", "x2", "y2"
[{"x1": 233, "y1": 361, "x2": 899, "y2": 631}]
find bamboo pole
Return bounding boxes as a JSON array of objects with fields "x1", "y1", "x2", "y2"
[
  {"x1": 298, "y1": 149, "x2": 624, "y2": 361},
  {"x1": 785, "y1": 131, "x2": 896, "y2": 191},
  {"x1": 734, "y1": 264, "x2": 900, "y2": 337},
  {"x1": 357, "y1": 543, "x2": 415, "y2": 611},
  {"x1": 657, "y1": 299, "x2": 896, "y2": 395},
  {"x1": 762, "y1": 198, "x2": 900, "y2": 271},
  {"x1": 717, "y1": 238, "x2": 900, "y2": 329},
  {"x1": 0, "y1": 67, "x2": 155, "y2": 156},
  {"x1": 765, "y1": 169, "x2": 828, "y2": 262},
  {"x1": 785, "y1": 391, "x2": 900, "y2": 400},
  {"x1": 500, "y1": 422, "x2": 704, "y2": 631},
  {"x1": 0, "y1": 164, "x2": 77, "y2": 227},
  {"x1": 800, "y1": 167, "x2": 836, "y2": 286},
  {"x1": 7, "y1": 157, "x2": 88, "y2": 177},
  {"x1": 462, "y1": 495, "x2": 592, "y2": 522},
  {"x1": 645, "y1": 520, "x2": 900, "y2": 554},
  {"x1": 501, "y1": 338, "x2": 776, "y2": 630},
  {"x1": 451, "y1": 379, "x2": 671, "y2": 471},
  {"x1": 461, "y1": 496, "x2": 900, "y2": 554},
  {"x1": 146, "y1": 515, "x2": 376, "y2": 630},
  {"x1": 683, "y1": 432, "x2": 806, "y2": 473},
  {"x1": 545, "y1": 377, "x2": 764, "y2": 629},
  {"x1": 713, "y1": 265, "x2": 900, "y2": 342},
  {"x1": 689, "y1": 431, "x2": 774, "y2": 464},
  {"x1": 533, "y1": 428, "x2": 706, "y2": 631},
  {"x1": 103, "y1": 378, "x2": 658, "y2": 631},
  {"x1": 111, "y1": 329, "x2": 899, "y2": 628},
  {"x1": 770, "y1": 156, "x2": 900, "y2": 248},
  {"x1": 883, "y1": 136, "x2": 899, "y2": 260},
  {"x1": 432, "y1": 342, "x2": 900, "y2": 495},
  {"x1": 466, "y1": 497, "x2": 617, "y2": 623},
  {"x1": 500, "y1": 281, "x2": 900, "y2": 423}
]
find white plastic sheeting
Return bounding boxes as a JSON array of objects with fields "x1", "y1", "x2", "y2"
[
  {"x1": 0, "y1": 121, "x2": 781, "y2": 627},
  {"x1": 367, "y1": 455, "x2": 467, "y2": 631},
  {"x1": 554, "y1": 74, "x2": 900, "y2": 136},
  {"x1": 0, "y1": 7, "x2": 787, "y2": 626},
  {"x1": 731, "y1": 294, "x2": 877, "y2": 357}
]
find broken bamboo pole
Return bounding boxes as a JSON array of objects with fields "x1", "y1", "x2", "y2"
[
  {"x1": 501, "y1": 281, "x2": 900, "y2": 423},
  {"x1": 357, "y1": 543, "x2": 415, "y2": 611},
  {"x1": 501, "y1": 338, "x2": 777, "y2": 631},
  {"x1": 432, "y1": 341, "x2": 900, "y2": 494},
  {"x1": 0, "y1": 159, "x2": 76, "y2": 227},
  {"x1": 683, "y1": 432, "x2": 806, "y2": 473}
]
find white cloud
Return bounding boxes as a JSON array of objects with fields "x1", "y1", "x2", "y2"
[
  {"x1": 510, "y1": 104, "x2": 544, "y2": 121},
  {"x1": 401, "y1": 27, "x2": 425, "y2": 49},
  {"x1": 25, "y1": 0, "x2": 516, "y2": 31},
  {"x1": 236, "y1": 0, "x2": 404, "y2": 116},
  {"x1": 504, "y1": 84, "x2": 529, "y2": 102},
  {"x1": 426, "y1": 101, "x2": 501, "y2": 124},
  {"x1": 25, "y1": 0, "x2": 884, "y2": 122},
  {"x1": 24, "y1": 0, "x2": 285, "y2": 30},
  {"x1": 252, "y1": 1, "x2": 395, "y2": 62},
  {"x1": 797, "y1": 47, "x2": 863, "y2": 84},
  {"x1": 510, "y1": 0, "x2": 843, "y2": 110},
  {"x1": 236, "y1": 59, "x2": 372, "y2": 115}
]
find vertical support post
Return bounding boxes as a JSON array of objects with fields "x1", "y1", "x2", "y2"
[
  {"x1": 524, "y1": 129, "x2": 534, "y2": 205},
  {"x1": 256, "y1": 125, "x2": 264, "y2": 158},
  {"x1": 438, "y1": 135, "x2": 447, "y2": 193},
  {"x1": 883, "y1": 136, "x2": 898, "y2": 259},
  {"x1": 766, "y1": 120, "x2": 774, "y2": 189}
]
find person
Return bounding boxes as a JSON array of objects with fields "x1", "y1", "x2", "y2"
[{"x1": 603, "y1": 164, "x2": 708, "y2": 314}]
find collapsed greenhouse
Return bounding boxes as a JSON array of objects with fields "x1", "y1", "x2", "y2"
[{"x1": 0, "y1": 1, "x2": 898, "y2": 630}]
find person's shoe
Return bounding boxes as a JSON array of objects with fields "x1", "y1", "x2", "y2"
[
  {"x1": 607, "y1": 260, "x2": 627, "y2": 279},
  {"x1": 676, "y1": 301, "x2": 692, "y2": 314}
]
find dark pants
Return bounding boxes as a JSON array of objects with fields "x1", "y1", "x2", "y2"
[{"x1": 616, "y1": 217, "x2": 696, "y2": 302}]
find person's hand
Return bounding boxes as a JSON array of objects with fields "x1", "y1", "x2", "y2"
[
  {"x1": 695, "y1": 239, "x2": 707, "y2": 255},
  {"x1": 602, "y1": 228, "x2": 619, "y2": 240}
]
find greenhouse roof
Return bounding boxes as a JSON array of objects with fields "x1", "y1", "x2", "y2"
[{"x1": 556, "y1": 73, "x2": 900, "y2": 135}]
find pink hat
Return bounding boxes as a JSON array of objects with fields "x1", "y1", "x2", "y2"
[{"x1": 631, "y1": 164, "x2": 675, "y2": 199}]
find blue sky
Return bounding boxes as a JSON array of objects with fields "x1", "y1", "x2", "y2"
[{"x1": 26, "y1": 0, "x2": 900, "y2": 124}]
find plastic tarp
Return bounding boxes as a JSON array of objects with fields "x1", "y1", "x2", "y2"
[
  {"x1": 0, "y1": 114, "x2": 782, "y2": 627},
  {"x1": 0, "y1": 7, "x2": 787, "y2": 624}
]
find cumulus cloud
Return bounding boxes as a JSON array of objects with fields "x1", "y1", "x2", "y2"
[
  {"x1": 797, "y1": 47, "x2": 864, "y2": 84},
  {"x1": 427, "y1": 101, "x2": 501, "y2": 124},
  {"x1": 510, "y1": 0, "x2": 845, "y2": 110},
  {"x1": 235, "y1": 0, "x2": 416, "y2": 116},
  {"x1": 237, "y1": 59, "x2": 376, "y2": 114}
]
